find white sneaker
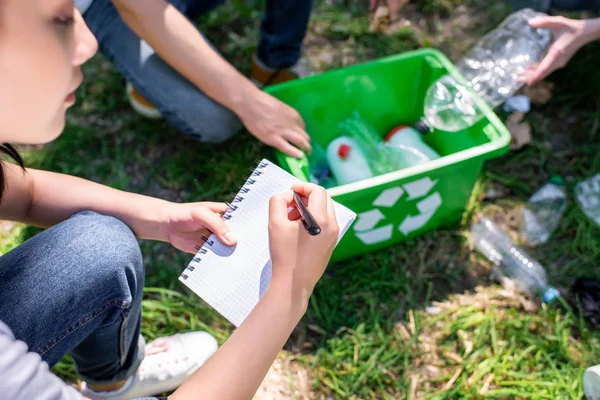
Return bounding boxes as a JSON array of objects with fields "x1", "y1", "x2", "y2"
[{"x1": 82, "y1": 331, "x2": 218, "y2": 399}]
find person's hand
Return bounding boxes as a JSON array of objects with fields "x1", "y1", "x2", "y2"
[
  {"x1": 369, "y1": 0, "x2": 404, "y2": 21},
  {"x1": 527, "y1": 16, "x2": 600, "y2": 85},
  {"x1": 267, "y1": 182, "x2": 339, "y2": 307},
  {"x1": 164, "y1": 202, "x2": 236, "y2": 253},
  {"x1": 236, "y1": 90, "x2": 311, "y2": 159}
]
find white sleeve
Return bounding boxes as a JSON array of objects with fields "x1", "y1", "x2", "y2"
[{"x1": 0, "y1": 321, "x2": 83, "y2": 400}]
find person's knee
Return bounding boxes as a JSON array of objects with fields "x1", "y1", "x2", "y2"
[
  {"x1": 66, "y1": 211, "x2": 144, "y2": 300},
  {"x1": 164, "y1": 100, "x2": 243, "y2": 144}
]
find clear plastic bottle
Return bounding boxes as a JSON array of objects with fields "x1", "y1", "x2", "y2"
[
  {"x1": 470, "y1": 217, "x2": 560, "y2": 303},
  {"x1": 339, "y1": 112, "x2": 403, "y2": 175},
  {"x1": 419, "y1": 8, "x2": 553, "y2": 132},
  {"x1": 520, "y1": 176, "x2": 567, "y2": 246},
  {"x1": 575, "y1": 173, "x2": 600, "y2": 227}
]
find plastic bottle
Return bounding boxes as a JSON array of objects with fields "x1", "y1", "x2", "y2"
[
  {"x1": 520, "y1": 176, "x2": 567, "y2": 246},
  {"x1": 339, "y1": 112, "x2": 402, "y2": 175},
  {"x1": 326, "y1": 136, "x2": 373, "y2": 185},
  {"x1": 418, "y1": 8, "x2": 552, "y2": 132},
  {"x1": 307, "y1": 142, "x2": 337, "y2": 188},
  {"x1": 575, "y1": 173, "x2": 600, "y2": 227},
  {"x1": 470, "y1": 217, "x2": 560, "y2": 303},
  {"x1": 385, "y1": 125, "x2": 441, "y2": 167}
]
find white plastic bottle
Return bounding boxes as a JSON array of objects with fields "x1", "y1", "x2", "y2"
[
  {"x1": 326, "y1": 136, "x2": 373, "y2": 185},
  {"x1": 385, "y1": 125, "x2": 441, "y2": 168}
]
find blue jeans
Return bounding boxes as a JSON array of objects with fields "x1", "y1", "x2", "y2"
[
  {"x1": 82, "y1": 0, "x2": 312, "y2": 142},
  {"x1": 0, "y1": 211, "x2": 145, "y2": 386}
]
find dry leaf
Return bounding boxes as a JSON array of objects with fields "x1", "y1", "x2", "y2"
[
  {"x1": 507, "y1": 112, "x2": 532, "y2": 150},
  {"x1": 369, "y1": 6, "x2": 389, "y2": 32},
  {"x1": 522, "y1": 81, "x2": 554, "y2": 105}
]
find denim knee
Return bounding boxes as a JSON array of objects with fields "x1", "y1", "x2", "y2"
[
  {"x1": 163, "y1": 100, "x2": 243, "y2": 144},
  {"x1": 66, "y1": 211, "x2": 144, "y2": 305}
]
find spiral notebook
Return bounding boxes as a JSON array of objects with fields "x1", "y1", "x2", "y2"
[{"x1": 179, "y1": 159, "x2": 356, "y2": 327}]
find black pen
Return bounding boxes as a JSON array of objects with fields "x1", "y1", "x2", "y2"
[{"x1": 293, "y1": 191, "x2": 321, "y2": 236}]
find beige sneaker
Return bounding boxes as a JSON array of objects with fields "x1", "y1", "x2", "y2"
[{"x1": 126, "y1": 82, "x2": 162, "y2": 119}]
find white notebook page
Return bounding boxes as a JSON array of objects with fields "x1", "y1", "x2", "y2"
[{"x1": 179, "y1": 159, "x2": 356, "y2": 327}]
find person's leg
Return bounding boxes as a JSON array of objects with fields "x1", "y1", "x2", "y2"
[
  {"x1": 0, "y1": 211, "x2": 145, "y2": 386},
  {"x1": 82, "y1": 0, "x2": 242, "y2": 143},
  {"x1": 257, "y1": 0, "x2": 313, "y2": 69}
]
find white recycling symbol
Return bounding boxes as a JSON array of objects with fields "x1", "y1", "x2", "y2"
[{"x1": 354, "y1": 177, "x2": 442, "y2": 245}]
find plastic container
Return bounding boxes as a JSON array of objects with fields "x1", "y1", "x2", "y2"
[
  {"x1": 520, "y1": 176, "x2": 567, "y2": 246},
  {"x1": 265, "y1": 49, "x2": 511, "y2": 261},
  {"x1": 470, "y1": 218, "x2": 560, "y2": 303},
  {"x1": 385, "y1": 125, "x2": 441, "y2": 168},
  {"x1": 326, "y1": 136, "x2": 373, "y2": 185}
]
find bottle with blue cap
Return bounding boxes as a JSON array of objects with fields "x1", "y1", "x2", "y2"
[{"x1": 470, "y1": 217, "x2": 560, "y2": 304}]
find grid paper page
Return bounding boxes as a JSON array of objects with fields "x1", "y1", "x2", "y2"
[{"x1": 179, "y1": 159, "x2": 356, "y2": 327}]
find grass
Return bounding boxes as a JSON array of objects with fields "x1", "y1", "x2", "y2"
[{"x1": 1, "y1": 0, "x2": 599, "y2": 398}]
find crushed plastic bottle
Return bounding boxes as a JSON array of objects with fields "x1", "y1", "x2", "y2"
[
  {"x1": 419, "y1": 8, "x2": 552, "y2": 132},
  {"x1": 470, "y1": 217, "x2": 560, "y2": 303},
  {"x1": 520, "y1": 176, "x2": 567, "y2": 246},
  {"x1": 575, "y1": 173, "x2": 600, "y2": 227},
  {"x1": 458, "y1": 8, "x2": 552, "y2": 107},
  {"x1": 339, "y1": 112, "x2": 403, "y2": 175}
]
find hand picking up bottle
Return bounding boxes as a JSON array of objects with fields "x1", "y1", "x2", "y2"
[
  {"x1": 470, "y1": 217, "x2": 560, "y2": 303},
  {"x1": 417, "y1": 8, "x2": 553, "y2": 132}
]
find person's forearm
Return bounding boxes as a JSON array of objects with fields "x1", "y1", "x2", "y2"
[
  {"x1": 170, "y1": 278, "x2": 306, "y2": 400},
  {"x1": 112, "y1": 0, "x2": 258, "y2": 118},
  {"x1": 3, "y1": 167, "x2": 171, "y2": 241}
]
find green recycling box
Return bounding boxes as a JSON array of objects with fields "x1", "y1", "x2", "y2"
[{"x1": 265, "y1": 49, "x2": 511, "y2": 262}]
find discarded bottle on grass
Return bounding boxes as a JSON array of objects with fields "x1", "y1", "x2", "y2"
[
  {"x1": 418, "y1": 8, "x2": 552, "y2": 132},
  {"x1": 520, "y1": 176, "x2": 567, "y2": 246},
  {"x1": 575, "y1": 173, "x2": 600, "y2": 227},
  {"x1": 470, "y1": 217, "x2": 560, "y2": 303}
]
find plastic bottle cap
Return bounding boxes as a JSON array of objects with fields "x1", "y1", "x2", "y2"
[
  {"x1": 542, "y1": 287, "x2": 561, "y2": 304},
  {"x1": 385, "y1": 125, "x2": 408, "y2": 142},
  {"x1": 549, "y1": 175, "x2": 564, "y2": 186},
  {"x1": 414, "y1": 119, "x2": 433, "y2": 135},
  {"x1": 338, "y1": 144, "x2": 351, "y2": 160}
]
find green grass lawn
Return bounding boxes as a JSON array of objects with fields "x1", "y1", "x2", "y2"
[{"x1": 2, "y1": 0, "x2": 600, "y2": 398}]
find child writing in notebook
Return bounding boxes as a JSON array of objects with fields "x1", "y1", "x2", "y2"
[{"x1": 0, "y1": 1, "x2": 339, "y2": 399}]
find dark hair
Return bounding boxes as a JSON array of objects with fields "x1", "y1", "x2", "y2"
[{"x1": 0, "y1": 143, "x2": 25, "y2": 201}]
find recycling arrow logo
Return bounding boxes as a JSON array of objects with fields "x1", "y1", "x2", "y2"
[{"x1": 354, "y1": 177, "x2": 442, "y2": 245}]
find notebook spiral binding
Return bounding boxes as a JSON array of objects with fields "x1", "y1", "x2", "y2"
[{"x1": 182, "y1": 160, "x2": 270, "y2": 281}]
